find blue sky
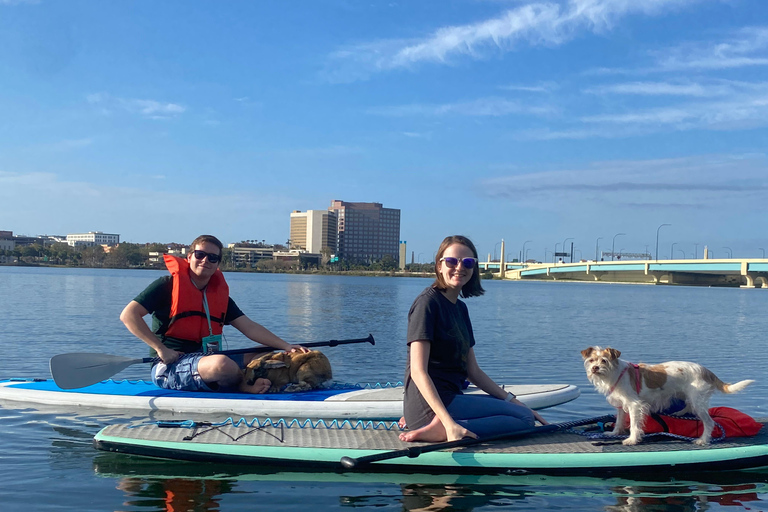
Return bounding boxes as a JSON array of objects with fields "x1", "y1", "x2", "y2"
[{"x1": 1, "y1": 0, "x2": 767, "y2": 263}]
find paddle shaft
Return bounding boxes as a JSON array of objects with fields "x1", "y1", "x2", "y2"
[
  {"x1": 140, "y1": 334, "x2": 375, "y2": 364},
  {"x1": 50, "y1": 334, "x2": 374, "y2": 389},
  {"x1": 340, "y1": 423, "x2": 561, "y2": 469}
]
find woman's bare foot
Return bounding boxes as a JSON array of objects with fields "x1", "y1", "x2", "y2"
[
  {"x1": 398, "y1": 416, "x2": 446, "y2": 442},
  {"x1": 240, "y1": 377, "x2": 271, "y2": 394},
  {"x1": 398, "y1": 416, "x2": 407, "y2": 429}
]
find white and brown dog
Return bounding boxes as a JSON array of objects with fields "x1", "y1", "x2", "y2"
[
  {"x1": 244, "y1": 350, "x2": 333, "y2": 393},
  {"x1": 581, "y1": 346, "x2": 754, "y2": 446}
]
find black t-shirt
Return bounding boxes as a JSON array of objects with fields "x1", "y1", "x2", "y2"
[
  {"x1": 133, "y1": 276, "x2": 245, "y2": 353},
  {"x1": 403, "y1": 286, "x2": 476, "y2": 430}
]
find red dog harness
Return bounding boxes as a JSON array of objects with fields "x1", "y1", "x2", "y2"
[{"x1": 608, "y1": 362, "x2": 641, "y2": 396}]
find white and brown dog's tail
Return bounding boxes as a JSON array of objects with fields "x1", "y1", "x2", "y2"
[
  {"x1": 704, "y1": 367, "x2": 755, "y2": 393},
  {"x1": 722, "y1": 379, "x2": 755, "y2": 393}
]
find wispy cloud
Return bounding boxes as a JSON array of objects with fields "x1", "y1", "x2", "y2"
[
  {"x1": 581, "y1": 88, "x2": 768, "y2": 130},
  {"x1": 367, "y1": 96, "x2": 557, "y2": 117},
  {"x1": 585, "y1": 25, "x2": 768, "y2": 76},
  {"x1": 31, "y1": 138, "x2": 95, "y2": 152},
  {"x1": 582, "y1": 80, "x2": 739, "y2": 97},
  {"x1": 323, "y1": 0, "x2": 701, "y2": 82},
  {"x1": 655, "y1": 26, "x2": 768, "y2": 71},
  {"x1": 517, "y1": 80, "x2": 768, "y2": 139},
  {"x1": 86, "y1": 93, "x2": 186, "y2": 119},
  {"x1": 479, "y1": 153, "x2": 768, "y2": 211},
  {"x1": 499, "y1": 81, "x2": 560, "y2": 93},
  {"x1": 0, "y1": 171, "x2": 295, "y2": 242}
]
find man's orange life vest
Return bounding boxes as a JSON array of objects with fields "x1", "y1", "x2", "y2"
[{"x1": 163, "y1": 254, "x2": 229, "y2": 343}]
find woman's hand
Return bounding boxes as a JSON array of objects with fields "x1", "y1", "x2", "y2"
[{"x1": 532, "y1": 410, "x2": 548, "y2": 425}]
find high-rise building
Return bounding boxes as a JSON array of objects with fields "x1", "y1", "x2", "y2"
[
  {"x1": 328, "y1": 200, "x2": 400, "y2": 263},
  {"x1": 289, "y1": 210, "x2": 337, "y2": 254}
]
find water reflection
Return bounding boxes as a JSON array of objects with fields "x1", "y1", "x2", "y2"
[
  {"x1": 116, "y1": 477, "x2": 232, "y2": 512},
  {"x1": 91, "y1": 451, "x2": 768, "y2": 512}
]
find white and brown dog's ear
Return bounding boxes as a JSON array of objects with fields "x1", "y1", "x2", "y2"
[
  {"x1": 581, "y1": 347, "x2": 596, "y2": 359},
  {"x1": 606, "y1": 347, "x2": 621, "y2": 360}
]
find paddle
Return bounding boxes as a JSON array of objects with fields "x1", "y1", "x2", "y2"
[
  {"x1": 49, "y1": 334, "x2": 375, "y2": 390},
  {"x1": 339, "y1": 415, "x2": 614, "y2": 469}
]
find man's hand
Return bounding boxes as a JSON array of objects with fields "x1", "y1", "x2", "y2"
[{"x1": 157, "y1": 346, "x2": 182, "y2": 365}]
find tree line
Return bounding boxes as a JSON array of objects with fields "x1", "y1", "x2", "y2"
[{"x1": 1, "y1": 243, "x2": 438, "y2": 274}]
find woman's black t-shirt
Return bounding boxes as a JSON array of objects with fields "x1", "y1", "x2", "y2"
[{"x1": 403, "y1": 286, "x2": 476, "y2": 430}]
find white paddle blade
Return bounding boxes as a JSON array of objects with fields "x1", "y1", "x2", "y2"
[{"x1": 49, "y1": 353, "x2": 145, "y2": 389}]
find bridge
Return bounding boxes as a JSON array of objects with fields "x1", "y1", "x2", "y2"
[{"x1": 478, "y1": 259, "x2": 768, "y2": 288}]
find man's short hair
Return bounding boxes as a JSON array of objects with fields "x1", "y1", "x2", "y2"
[{"x1": 189, "y1": 234, "x2": 224, "y2": 255}]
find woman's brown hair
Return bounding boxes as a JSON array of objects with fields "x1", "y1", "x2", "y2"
[{"x1": 432, "y1": 235, "x2": 485, "y2": 298}]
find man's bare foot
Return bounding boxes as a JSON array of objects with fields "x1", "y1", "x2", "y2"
[
  {"x1": 240, "y1": 377, "x2": 271, "y2": 394},
  {"x1": 398, "y1": 416, "x2": 446, "y2": 442}
]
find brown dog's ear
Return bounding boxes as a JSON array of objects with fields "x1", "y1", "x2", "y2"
[
  {"x1": 606, "y1": 348, "x2": 621, "y2": 360},
  {"x1": 580, "y1": 347, "x2": 595, "y2": 359}
]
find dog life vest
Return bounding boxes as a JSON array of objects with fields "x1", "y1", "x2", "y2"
[
  {"x1": 163, "y1": 254, "x2": 229, "y2": 343},
  {"x1": 631, "y1": 407, "x2": 763, "y2": 439}
]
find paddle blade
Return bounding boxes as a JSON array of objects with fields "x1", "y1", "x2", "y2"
[{"x1": 49, "y1": 353, "x2": 146, "y2": 389}]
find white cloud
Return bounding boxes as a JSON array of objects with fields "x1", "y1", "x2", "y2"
[
  {"x1": 499, "y1": 81, "x2": 560, "y2": 93},
  {"x1": 0, "y1": 171, "x2": 295, "y2": 243},
  {"x1": 582, "y1": 81, "x2": 733, "y2": 97},
  {"x1": 87, "y1": 93, "x2": 186, "y2": 119},
  {"x1": 323, "y1": 0, "x2": 701, "y2": 81},
  {"x1": 655, "y1": 26, "x2": 768, "y2": 71},
  {"x1": 367, "y1": 96, "x2": 557, "y2": 117},
  {"x1": 479, "y1": 153, "x2": 768, "y2": 211}
]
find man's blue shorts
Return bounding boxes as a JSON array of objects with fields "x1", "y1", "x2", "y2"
[{"x1": 151, "y1": 353, "x2": 212, "y2": 392}]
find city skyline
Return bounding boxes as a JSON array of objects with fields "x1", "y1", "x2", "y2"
[{"x1": 1, "y1": 1, "x2": 767, "y2": 263}]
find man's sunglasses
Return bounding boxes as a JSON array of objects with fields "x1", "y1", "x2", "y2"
[
  {"x1": 440, "y1": 257, "x2": 477, "y2": 269},
  {"x1": 193, "y1": 250, "x2": 221, "y2": 264}
]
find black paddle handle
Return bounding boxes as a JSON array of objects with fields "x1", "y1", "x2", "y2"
[
  {"x1": 142, "y1": 334, "x2": 375, "y2": 364},
  {"x1": 340, "y1": 423, "x2": 560, "y2": 469}
]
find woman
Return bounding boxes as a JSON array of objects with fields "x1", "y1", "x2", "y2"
[{"x1": 400, "y1": 235, "x2": 547, "y2": 442}]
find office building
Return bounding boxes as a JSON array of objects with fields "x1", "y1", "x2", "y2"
[
  {"x1": 289, "y1": 210, "x2": 337, "y2": 254},
  {"x1": 66, "y1": 231, "x2": 120, "y2": 247},
  {"x1": 328, "y1": 200, "x2": 400, "y2": 263}
]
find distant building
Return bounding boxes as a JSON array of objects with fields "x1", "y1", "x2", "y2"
[
  {"x1": 67, "y1": 231, "x2": 120, "y2": 247},
  {"x1": 227, "y1": 243, "x2": 274, "y2": 267},
  {"x1": 328, "y1": 200, "x2": 401, "y2": 264},
  {"x1": 289, "y1": 210, "x2": 337, "y2": 254}
]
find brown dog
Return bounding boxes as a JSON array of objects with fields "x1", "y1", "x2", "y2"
[{"x1": 244, "y1": 350, "x2": 333, "y2": 393}]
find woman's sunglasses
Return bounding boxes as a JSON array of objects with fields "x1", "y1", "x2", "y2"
[
  {"x1": 440, "y1": 257, "x2": 477, "y2": 269},
  {"x1": 193, "y1": 250, "x2": 221, "y2": 264}
]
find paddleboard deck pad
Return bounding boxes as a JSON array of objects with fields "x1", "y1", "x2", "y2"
[
  {"x1": 0, "y1": 379, "x2": 578, "y2": 419},
  {"x1": 94, "y1": 416, "x2": 768, "y2": 476}
]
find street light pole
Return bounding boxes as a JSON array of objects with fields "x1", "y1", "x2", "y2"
[
  {"x1": 761, "y1": 248, "x2": 766, "y2": 258},
  {"x1": 671, "y1": 242, "x2": 677, "y2": 260},
  {"x1": 563, "y1": 237, "x2": 574, "y2": 263},
  {"x1": 694, "y1": 243, "x2": 699, "y2": 259},
  {"x1": 595, "y1": 237, "x2": 603, "y2": 261},
  {"x1": 722, "y1": 246, "x2": 732, "y2": 258},
  {"x1": 611, "y1": 233, "x2": 625, "y2": 261},
  {"x1": 655, "y1": 223, "x2": 671, "y2": 261},
  {"x1": 521, "y1": 240, "x2": 532, "y2": 263},
  {"x1": 554, "y1": 243, "x2": 560, "y2": 263}
]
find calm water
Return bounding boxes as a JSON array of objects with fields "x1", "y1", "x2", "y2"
[{"x1": 1, "y1": 266, "x2": 767, "y2": 511}]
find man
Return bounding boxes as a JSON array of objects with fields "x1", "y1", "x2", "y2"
[{"x1": 120, "y1": 234, "x2": 306, "y2": 393}]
